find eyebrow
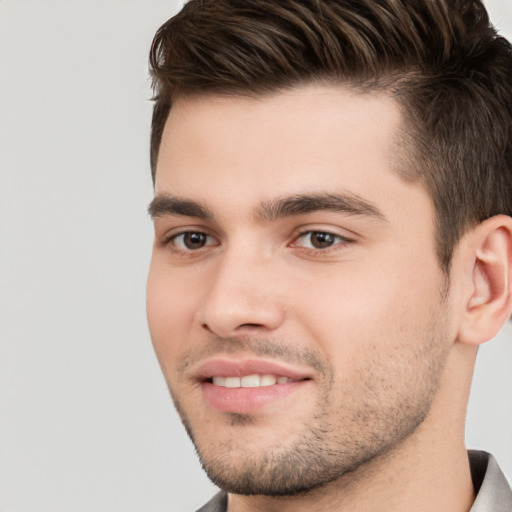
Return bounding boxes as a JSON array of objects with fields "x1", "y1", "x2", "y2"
[
  {"x1": 148, "y1": 194, "x2": 213, "y2": 219},
  {"x1": 255, "y1": 192, "x2": 386, "y2": 222},
  {"x1": 148, "y1": 192, "x2": 386, "y2": 223}
]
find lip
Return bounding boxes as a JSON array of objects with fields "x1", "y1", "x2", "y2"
[
  {"x1": 195, "y1": 358, "x2": 313, "y2": 414},
  {"x1": 195, "y1": 357, "x2": 313, "y2": 381}
]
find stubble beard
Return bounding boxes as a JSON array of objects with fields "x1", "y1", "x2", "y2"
[{"x1": 167, "y1": 306, "x2": 451, "y2": 497}]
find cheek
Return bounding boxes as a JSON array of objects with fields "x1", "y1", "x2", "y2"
[
  {"x1": 146, "y1": 262, "x2": 201, "y2": 366},
  {"x1": 300, "y1": 273, "x2": 449, "y2": 419},
  {"x1": 294, "y1": 256, "x2": 444, "y2": 359}
]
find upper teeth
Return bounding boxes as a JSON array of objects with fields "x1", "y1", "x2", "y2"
[{"x1": 212, "y1": 375, "x2": 291, "y2": 388}]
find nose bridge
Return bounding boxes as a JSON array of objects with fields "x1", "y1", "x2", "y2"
[{"x1": 197, "y1": 239, "x2": 284, "y2": 336}]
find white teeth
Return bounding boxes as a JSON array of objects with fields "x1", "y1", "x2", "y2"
[
  {"x1": 241, "y1": 374, "x2": 261, "y2": 387},
  {"x1": 224, "y1": 377, "x2": 241, "y2": 388},
  {"x1": 212, "y1": 376, "x2": 225, "y2": 386},
  {"x1": 211, "y1": 375, "x2": 292, "y2": 387},
  {"x1": 260, "y1": 374, "x2": 277, "y2": 386}
]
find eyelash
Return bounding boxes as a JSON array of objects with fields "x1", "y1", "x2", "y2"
[
  {"x1": 163, "y1": 230, "x2": 218, "y2": 254},
  {"x1": 291, "y1": 229, "x2": 352, "y2": 254},
  {"x1": 162, "y1": 228, "x2": 352, "y2": 257}
]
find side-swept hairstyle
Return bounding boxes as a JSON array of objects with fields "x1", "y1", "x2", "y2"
[{"x1": 149, "y1": 0, "x2": 512, "y2": 271}]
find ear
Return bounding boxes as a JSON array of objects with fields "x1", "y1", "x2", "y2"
[{"x1": 457, "y1": 215, "x2": 512, "y2": 346}]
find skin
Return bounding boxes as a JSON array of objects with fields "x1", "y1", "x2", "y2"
[{"x1": 147, "y1": 85, "x2": 496, "y2": 512}]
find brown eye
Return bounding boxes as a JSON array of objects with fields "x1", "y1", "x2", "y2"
[
  {"x1": 292, "y1": 230, "x2": 348, "y2": 251},
  {"x1": 172, "y1": 231, "x2": 216, "y2": 250},
  {"x1": 310, "y1": 232, "x2": 336, "y2": 248},
  {"x1": 183, "y1": 232, "x2": 207, "y2": 249}
]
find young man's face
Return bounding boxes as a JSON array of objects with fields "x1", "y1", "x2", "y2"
[{"x1": 147, "y1": 86, "x2": 456, "y2": 495}]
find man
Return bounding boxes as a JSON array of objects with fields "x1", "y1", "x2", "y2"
[{"x1": 145, "y1": 1, "x2": 512, "y2": 511}]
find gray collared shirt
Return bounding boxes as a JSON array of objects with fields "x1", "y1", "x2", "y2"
[
  {"x1": 197, "y1": 451, "x2": 512, "y2": 512},
  {"x1": 469, "y1": 451, "x2": 512, "y2": 511}
]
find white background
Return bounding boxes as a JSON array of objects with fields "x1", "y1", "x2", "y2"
[{"x1": 0, "y1": 1, "x2": 510, "y2": 511}]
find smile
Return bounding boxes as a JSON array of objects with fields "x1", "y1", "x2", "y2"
[
  {"x1": 195, "y1": 358, "x2": 314, "y2": 413},
  {"x1": 211, "y1": 374, "x2": 294, "y2": 388}
]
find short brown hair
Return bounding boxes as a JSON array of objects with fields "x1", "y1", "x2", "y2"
[{"x1": 149, "y1": 0, "x2": 512, "y2": 270}]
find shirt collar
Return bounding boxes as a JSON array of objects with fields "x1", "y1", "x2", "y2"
[{"x1": 469, "y1": 450, "x2": 512, "y2": 511}]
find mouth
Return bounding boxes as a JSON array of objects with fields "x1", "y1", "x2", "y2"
[
  {"x1": 195, "y1": 358, "x2": 313, "y2": 414},
  {"x1": 209, "y1": 374, "x2": 296, "y2": 388}
]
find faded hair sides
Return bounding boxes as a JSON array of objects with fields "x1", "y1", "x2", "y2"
[{"x1": 149, "y1": 0, "x2": 512, "y2": 271}]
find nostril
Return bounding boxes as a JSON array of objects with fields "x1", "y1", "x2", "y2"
[{"x1": 202, "y1": 322, "x2": 263, "y2": 331}]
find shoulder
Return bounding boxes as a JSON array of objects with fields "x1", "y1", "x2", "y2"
[{"x1": 195, "y1": 491, "x2": 228, "y2": 512}]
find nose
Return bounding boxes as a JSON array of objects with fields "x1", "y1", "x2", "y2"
[{"x1": 197, "y1": 247, "x2": 286, "y2": 338}]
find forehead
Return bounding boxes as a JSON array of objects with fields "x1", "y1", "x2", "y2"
[{"x1": 154, "y1": 85, "x2": 428, "y2": 225}]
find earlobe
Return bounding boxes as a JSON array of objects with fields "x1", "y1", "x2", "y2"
[{"x1": 458, "y1": 215, "x2": 512, "y2": 346}]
